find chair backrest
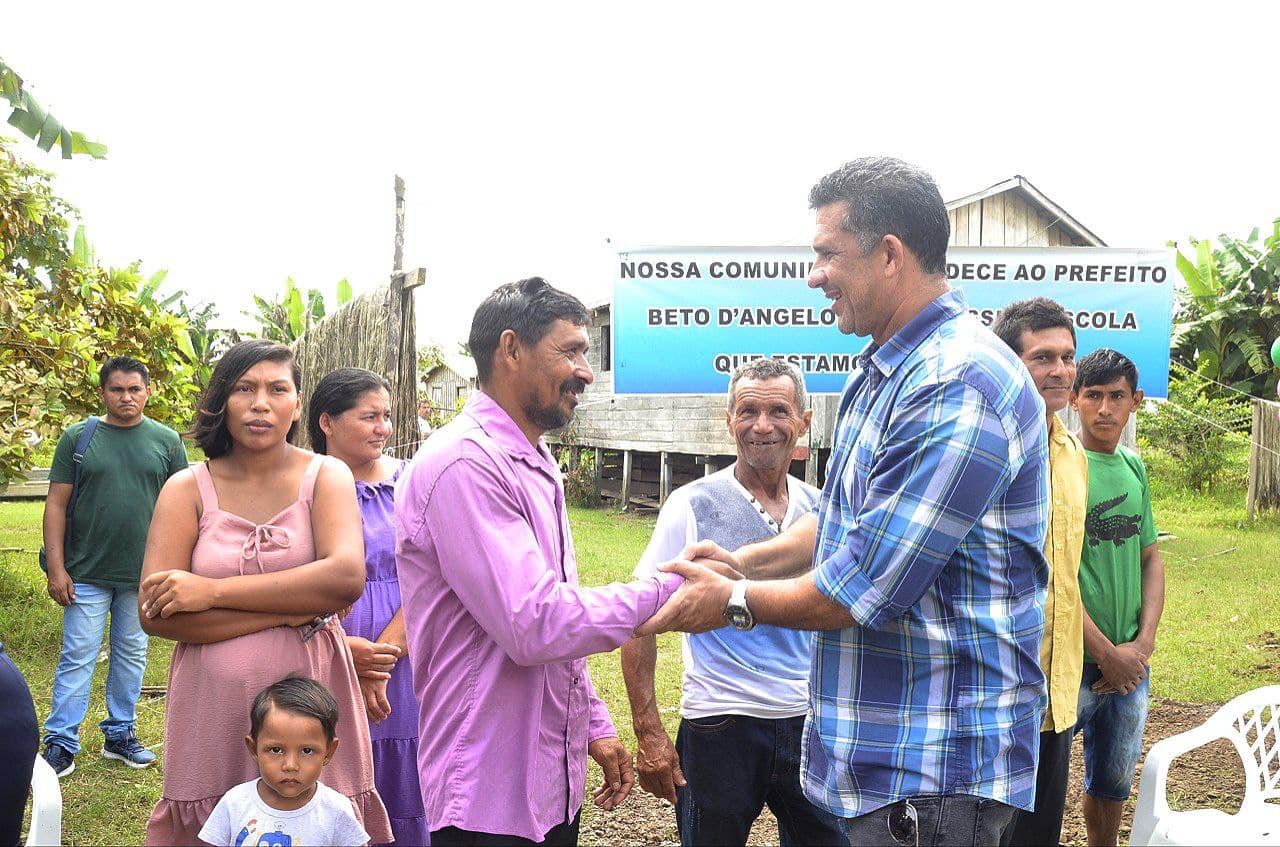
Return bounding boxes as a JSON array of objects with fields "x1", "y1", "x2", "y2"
[
  {"x1": 25, "y1": 754, "x2": 61, "y2": 847},
  {"x1": 1216, "y1": 685, "x2": 1280, "y2": 811}
]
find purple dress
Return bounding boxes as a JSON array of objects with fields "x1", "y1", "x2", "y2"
[{"x1": 345, "y1": 462, "x2": 429, "y2": 846}]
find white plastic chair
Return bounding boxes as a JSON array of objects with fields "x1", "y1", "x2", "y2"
[
  {"x1": 24, "y1": 754, "x2": 62, "y2": 847},
  {"x1": 1131, "y1": 685, "x2": 1280, "y2": 846}
]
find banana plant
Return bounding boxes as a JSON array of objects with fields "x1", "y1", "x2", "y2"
[
  {"x1": 246, "y1": 276, "x2": 357, "y2": 342},
  {"x1": 1, "y1": 58, "x2": 107, "y2": 159},
  {"x1": 1171, "y1": 219, "x2": 1280, "y2": 399}
]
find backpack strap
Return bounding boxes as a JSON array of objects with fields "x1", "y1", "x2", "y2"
[{"x1": 64, "y1": 416, "x2": 101, "y2": 522}]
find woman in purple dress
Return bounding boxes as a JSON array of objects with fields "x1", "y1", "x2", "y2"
[{"x1": 309, "y1": 368, "x2": 427, "y2": 846}]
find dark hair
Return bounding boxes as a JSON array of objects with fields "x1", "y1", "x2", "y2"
[
  {"x1": 727, "y1": 358, "x2": 807, "y2": 413},
  {"x1": 991, "y1": 297, "x2": 1076, "y2": 356},
  {"x1": 1073, "y1": 348, "x2": 1139, "y2": 393},
  {"x1": 189, "y1": 339, "x2": 301, "y2": 458},
  {"x1": 808, "y1": 156, "x2": 950, "y2": 275},
  {"x1": 249, "y1": 676, "x2": 339, "y2": 743},
  {"x1": 307, "y1": 368, "x2": 392, "y2": 455},
  {"x1": 467, "y1": 277, "x2": 588, "y2": 385},
  {"x1": 99, "y1": 356, "x2": 150, "y2": 387}
]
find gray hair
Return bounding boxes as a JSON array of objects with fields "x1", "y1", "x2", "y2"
[
  {"x1": 727, "y1": 359, "x2": 807, "y2": 413},
  {"x1": 808, "y1": 156, "x2": 950, "y2": 275}
]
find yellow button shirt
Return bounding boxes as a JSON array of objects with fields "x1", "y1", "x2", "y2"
[{"x1": 1041, "y1": 413, "x2": 1088, "y2": 732}]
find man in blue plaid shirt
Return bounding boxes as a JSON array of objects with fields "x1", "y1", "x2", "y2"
[{"x1": 639, "y1": 157, "x2": 1050, "y2": 846}]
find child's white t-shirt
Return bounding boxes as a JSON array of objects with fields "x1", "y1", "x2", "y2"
[{"x1": 198, "y1": 778, "x2": 370, "y2": 847}]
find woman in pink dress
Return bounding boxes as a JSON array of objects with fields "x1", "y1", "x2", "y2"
[{"x1": 138, "y1": 340, "x2": 392, "y2": 845}]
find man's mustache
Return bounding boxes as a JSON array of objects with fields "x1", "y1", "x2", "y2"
[{"x1": 561, "y1": 378, "x2": 588, "y2": 395}]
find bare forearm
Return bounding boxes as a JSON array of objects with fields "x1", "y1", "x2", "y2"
[
  {"x1": 42, "y1": 498, "x2": 69, "y2": 572},
  {"x1": 749, "y1": 574, "x2": 855, "y2": 631},
  {"x1": 375, "y1": 608, "x2": 408, "y2": 655},
  {"x1": 141, "y1": 607, "x2": 298, "y2": 644},
  {"x1": 211, "y1": 559, "x2": 364, "y2": 615},
  {"x1": 620, "y1": 635, "x2": 663, "y2": 732},
  {"x1": 1082, "y1": 608, "x2": 1114, "y2": 662},
  {"x1": 1136, "y1": 548, "x2": 1165, "y2": 648},
  {"x1": 739, "y1": 514, "x2": 817, "y2": 580}
]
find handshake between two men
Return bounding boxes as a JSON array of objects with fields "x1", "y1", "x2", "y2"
[{"x1": 635, "y1": 518, "x2": 858, "y2": 640}]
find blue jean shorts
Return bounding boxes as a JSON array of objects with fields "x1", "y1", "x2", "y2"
[{"x1": 1073, "y1": 663, "x2": 1150, "y2": 801}]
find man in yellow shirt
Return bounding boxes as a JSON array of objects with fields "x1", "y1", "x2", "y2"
[{"x1": 993, "y1": 298, "x2": 1088, "y2": 847}]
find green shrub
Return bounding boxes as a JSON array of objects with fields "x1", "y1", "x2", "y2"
[
  {"x1": 559, "y1": 447, "x2": 599, "y2": 508},
  {"x1": 1138, "y1": 373, "x2": 1252, "y2": 492}
]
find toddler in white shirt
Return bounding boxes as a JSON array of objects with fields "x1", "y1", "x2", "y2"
[{"x1": 198, "y1": 676, "x2": 369, "y2": 847}]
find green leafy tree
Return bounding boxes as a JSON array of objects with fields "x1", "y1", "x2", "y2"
[
  {"x1": 1, "y1": 136, "x2": 195, "y2": 487},
  {"x1": 1, "y1": 58, "x2": 107, "y2": 159},
  {"x1": 1172, "y1": 222, "x2": 1280, "y2": 399}
]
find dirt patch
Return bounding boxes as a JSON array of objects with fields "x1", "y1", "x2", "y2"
[
  {"x1": 1247, "y1": 631, "x2": 1280, "y2": 673},
  {"x1": 583, "y1": 700, "x2": 1244, "y2": 846}
]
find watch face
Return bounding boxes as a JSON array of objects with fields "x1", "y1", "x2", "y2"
[{"x1": 725, "y1": 606, "x2": 753, "y2": 629}]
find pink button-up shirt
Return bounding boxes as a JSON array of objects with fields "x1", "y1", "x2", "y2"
[{"x1": 396, "y1": 391, "x2": 682, "y2": 841}]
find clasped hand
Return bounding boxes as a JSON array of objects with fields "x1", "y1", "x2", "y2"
[
  {"x1": 140, "y1": 569, "x2": 217, "y2": 618},
  {"x1": 634, "y1": 541, "x2": 744, "y2": 637},
  {"x1": 1093, "y1": 641, "x2": 1151, "y2": 695}
]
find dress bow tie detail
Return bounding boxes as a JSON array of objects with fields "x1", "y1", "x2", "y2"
[{"x1": 241, "y1": 523, "x2": 292, "y2": 561}]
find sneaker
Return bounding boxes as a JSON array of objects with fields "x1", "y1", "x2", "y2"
[
  {"x1": 42, "y1": 743, "x2": 75, "y2": 778},
  {"x1": 102, "y1": 728, "x2": 156, "y2": 768}
]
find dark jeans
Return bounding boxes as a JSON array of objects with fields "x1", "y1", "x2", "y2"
[
  {"x1": 841, "y1": 794, "x2": 1017, "y2": 847},
  {"x1": 431, "y1": 813, "x2": 580, "y2": 847},
  {"x1": 1, "y1": 644, "x2": 38, "y2": 847},
  {"x1": 1003, "y1": 727, "x2": 1074, "y2": 847},
  {"x1": 675, "y1": 714, "x2": 847, "y2": 847}
]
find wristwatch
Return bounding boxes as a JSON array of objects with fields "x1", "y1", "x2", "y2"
[{"x1": 724, "y1": 579, "x2": 755, "y2": 631}]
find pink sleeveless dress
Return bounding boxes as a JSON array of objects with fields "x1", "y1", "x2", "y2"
[{"x1": 145, "y1": 455, "x2": 392, "y2": 845}]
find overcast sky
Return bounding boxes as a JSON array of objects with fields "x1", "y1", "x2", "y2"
[{"x1": 5, "y1": 2, "x2": 1278, "y2": 344}]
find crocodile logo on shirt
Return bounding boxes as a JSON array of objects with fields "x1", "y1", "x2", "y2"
[{"x1": 1085, "y1": 493, "x2": 1142, "y2": 547}]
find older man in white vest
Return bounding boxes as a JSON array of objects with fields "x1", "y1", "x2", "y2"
[{"x1": 620, "y1": 359, "x2": 846, "y2": 847}]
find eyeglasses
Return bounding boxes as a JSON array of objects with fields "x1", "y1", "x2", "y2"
[{"x1": 887, "y1": 798, "x2": 919, "y2": 847}]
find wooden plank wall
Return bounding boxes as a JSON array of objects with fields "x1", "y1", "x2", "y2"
[
  {"x1": 948, "y1": 190, "x2": 1081, "y2": 248},
  {"x1": 423, "y1": 368, "x2": 473, "y2": 419}
]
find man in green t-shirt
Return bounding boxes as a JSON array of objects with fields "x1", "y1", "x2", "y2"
[
  {"x1": 1069, "y1": 348, "x2": 1165, "y2": 847},
  {"x1": 40, "y1": 357, "x2": 188, "y2": 778}
]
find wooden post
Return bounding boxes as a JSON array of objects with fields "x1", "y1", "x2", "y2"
[
  {"x1": 703, "y1": 456, "x2": 715, "y2": 477},
  {"x1": 621, "y1": 450, "x2": 633, "y2": 511},
  {"x1": 805, "y1": 451, "x2": 819, "y2": 488},
  {"x1": 659, "y1": 451, "x2": 672, "y2": 506},
  {"x1": 593, "y1": 448, "x2": 603, "y2": 501},
  {"x1": 1248, "y1": 400, "x2": 1259, "y2": 519},
  {"x1": 385, "y1": 175, "x2": 427, "y2": 459}
]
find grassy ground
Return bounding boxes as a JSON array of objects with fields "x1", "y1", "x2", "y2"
[
  {"x1": 3, "y1": 456, "x2": 1279, "y2": 844},
  {"x1": 1, "y1": 501, "x2": 172, "y2": 846}
]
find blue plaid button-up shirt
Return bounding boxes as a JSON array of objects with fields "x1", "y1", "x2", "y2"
[{"x1": 802, "y1": 288, "x2": 1050, "y2": 818}]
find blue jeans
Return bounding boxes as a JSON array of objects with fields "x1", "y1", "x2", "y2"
[
  {"x1": 840, "y1": 795, "x2": 1017, "y2": 847},
  {"x1": 42, "y1": 583, "x2": 149, "y2": 755},
  {"x1": 1074, "y1": 663, "x2": 1150, "y2": 802},
  {"x1": 675, "y1": 714, "x2": 847, "y2": 847}
]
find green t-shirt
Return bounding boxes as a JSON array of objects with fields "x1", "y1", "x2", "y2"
[
  {"x1": 1079, "y1": 445, "x2": 1158, "y2": 663},
  {"x1": 49, "y1": 416, "x2": 188, "y2": 588}
]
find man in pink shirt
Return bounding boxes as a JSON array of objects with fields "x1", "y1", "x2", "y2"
[{"x1": 396, "y1": 277, "x2": 685, "y2": 846}]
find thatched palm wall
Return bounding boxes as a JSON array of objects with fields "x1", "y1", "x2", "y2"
[{"x1": 292, "y1": 275, "x2": 420, "y2": 459}]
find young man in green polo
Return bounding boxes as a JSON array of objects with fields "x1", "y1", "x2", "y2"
[
  {"x1": 1070, "y1": 348, "x2": 1165, "y2": 847},
  {"x1": 41, "y1": 356, "x2": 188, "y2": 777}
]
